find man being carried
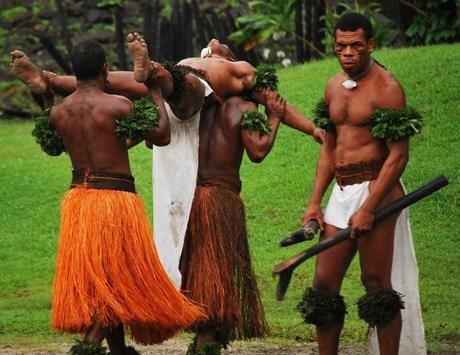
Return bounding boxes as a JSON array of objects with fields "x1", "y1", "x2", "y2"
[
  {"x1": 10, "y1": 34, "x2": 323, "y2": 140},
  {"x1": 44, "y1": 40, "x2": 204, "y2": 354},
  {"x1": 125, "y1": 35, "x2": 287, "y2": 353},
  {"x1": 300, "y1": 13, "x2": 425, "y2": 355}
]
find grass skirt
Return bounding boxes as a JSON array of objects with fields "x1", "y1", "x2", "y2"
[
  {"x1": 51, "y1": 187, "x2": 205, "y2": 344},
  {"x1": 179, "y1": 185, "x2": 268, "y2": 343}
]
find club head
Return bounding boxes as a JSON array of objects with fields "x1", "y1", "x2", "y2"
[{"x1": 275, "y1": 268, "x2": 293, "y2": 301}]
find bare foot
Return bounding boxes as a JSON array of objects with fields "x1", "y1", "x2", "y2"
[
  {"x1": 127, "y1": 32, "x2": 152, "y2": 83},
  {"x1": 10, "y1": 50, "x2": 47, "y2": 94}
]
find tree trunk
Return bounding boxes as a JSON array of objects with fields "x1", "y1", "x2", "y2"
[
  {"x1": 55, "y1": 0, "x2": 73, "y2": 55},
  {"x1": 37, "y1": 32, "x2": 73, "y2": 74},
  {"x1": 143, "y1": 0, "x2": 154, "y2": 55},
  {"x1": 114, "y1": 5, "x2": 127, "y2": 70},
  {"x1": 304, "y1": 0, "x2": 312, "y2": 60},
  {"x1": 295, "y1": 0, "x2": 305, "y2": 63}
]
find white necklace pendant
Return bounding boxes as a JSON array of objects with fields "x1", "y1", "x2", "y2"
[{"x1": 342, "y1": 79, "x2": 357, "y2": 90}]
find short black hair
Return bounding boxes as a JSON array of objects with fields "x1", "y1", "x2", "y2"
[
  {"x1": 334, "y1": 12, "x2": 373, "y2": 40},
  {"x1": 70, "y1": 41, "x2": 106, "y2": 80}
]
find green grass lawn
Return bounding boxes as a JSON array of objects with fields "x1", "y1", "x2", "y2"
[{"x1": 0, "y1": 43, "x2": 459, "y2": 352}]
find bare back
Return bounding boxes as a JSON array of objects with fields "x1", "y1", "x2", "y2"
[
  {"x1": 198, "y1": 97, "x2": 255, "y2": 179},
  {"x1": 326, "y1": 63, "x2": 406, "y2": 167},
  {"x1": 50, "y1": 87, "x2": 132, "y2": 175},
  {"x1": 178, "y1": 57, "x2": 255, "y2": 99}
]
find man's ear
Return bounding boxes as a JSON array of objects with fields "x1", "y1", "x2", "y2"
[
  {"x1": 367, "y1": 38, "x2": 375, "y2": 53},
  {"x1": 102, "y1": 63, "x2": 108, "y2": 78}
]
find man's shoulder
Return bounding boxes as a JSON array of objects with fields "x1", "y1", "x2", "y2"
[
  {"x1": 374, "y1": 67, "x2": 405, "y2": 108},
  {"x1": 325, "y1": 73, "x2": 346, "y2": 94},
  {"x1": 105, "y1": 94, "x2": 132, "y2": 116},
  {"x1": 224, "y1": 96, "x2": 255, "y2": 110}
]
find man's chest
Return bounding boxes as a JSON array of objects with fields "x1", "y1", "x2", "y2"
[{"x1": 328, "y1": 89, "x2": 376, "y2": 126}]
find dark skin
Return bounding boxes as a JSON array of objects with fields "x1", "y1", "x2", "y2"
[
  {"x1": 194, "y1": 88, "x2": 285, "y2": 349},
  {"x1": 302, "y1": 28, "x2": 408, "y2": 355},
  {"x1": 11, "y1": 35, "x2": 324, "y2": 142},
  {"x1": 48, "y1": 63, "x2": 170, "y2": 354}
]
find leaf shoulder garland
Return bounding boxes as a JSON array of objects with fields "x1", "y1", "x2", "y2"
[
  {"x1": 313, "y1": 99, "x2": 335, "y2": 132},
  {"x1": 369, "y1": 106, "x2": 423, "y2": 141},
  {"x1": 241, "y1": 110, "x2": 271, "y2": 135},
  {"x1": 115, "y1": 97, "x2": 160, "y2": 142},
  {"x1": 243, "y1": 64, "x2": 279, "y2": 103},
  {"x1": 31, "y1": 108, "x2": 65, "y2": 156},
  {"x1": 253, "y1": 64, "x2": 279, "y2": 91}
]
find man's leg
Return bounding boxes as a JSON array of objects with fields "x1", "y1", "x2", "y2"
[
  {"x1": 83, "y1": 323, "x2": 132, "y2": 355},
  {"x1": 105, "y1": 324, "x2": 129, "y2": 355},
  {"x1": 358, "y1": 212, "x2": 402, "y2": 355},
  {"x1": 127, "y1": 32, "x2": 205, "y2": 119},
  {"x1": 304, "y1": 223, "x2": 357, "y2": 355}
]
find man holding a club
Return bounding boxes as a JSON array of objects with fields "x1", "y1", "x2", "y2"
[{"x1": 300, "y1": 12, "x2": 425, "y2": 355}]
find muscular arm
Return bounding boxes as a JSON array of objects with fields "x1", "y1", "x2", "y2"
[
  {"x1": 254, "y1": 89, "x2": 323, "y2": 143},
  {"x1": 144, "y1": 87, "x2": 170, "y2": 147},
  {"x1": 361, "y1": 139, "x2": 408, "y2": 213},
  {"x1": 350, "y1": 79, "x2": 408, "y2": 236},
  {"x1": 302, "y1": 132, "x2": 336, "y2": 228},
  {"x1": 51, "y1": 71, "x2": 148, "y2": 99},
  {"x1": 241, "y1": 90, "x2": 284, "y2": 163},
  {"x1": 284, "y1": 103, "x2": 323, "y2": 143}
]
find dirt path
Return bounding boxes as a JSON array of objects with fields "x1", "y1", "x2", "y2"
[
  {"x1": 1, "y1": 339, "x2": 458, "y2": 354},
  {"x1": 0, "y1": 339, "x2": 369, "y2": 355},
  {"x1": 0, "y1": 339, "x2": 366, "y2": 355}
]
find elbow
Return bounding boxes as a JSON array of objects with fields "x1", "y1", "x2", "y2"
[
  {"x1": 145, "y1": 131, "x2": 171, "y2": 147},
  {"x1": 247, "y1": 149, "x2": 267, "y2": 163},
  {"x1": 155, "y1": 134, "x2": 171, "y2": 147}
]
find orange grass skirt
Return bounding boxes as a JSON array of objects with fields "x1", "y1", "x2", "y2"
[
  {"x1": 51, "y1": 187, "x2": 205, "y2": 344},
  {"x1": 179, "y1": 184, "x2": 268, "y2": 344}
]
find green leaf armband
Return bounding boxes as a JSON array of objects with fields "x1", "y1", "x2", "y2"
[
  {"x1": 115, "y1": 97, "x2": 160, "y2": 142},
  {"x1": 370, "y1": 106, "x2": 423, "y2": 141},
  {"x1": 31, "y1": 108, "x2": 65, "y2": 156},
  {"x1": 241, "y1": 110, "x2": 271, "y2": 135},
  {"x1": 313, "y1": 99, "x2": 335, "y2": 132},
  {"x1": 253, "y1": 64, "x2": 279, "y2": 91},
  {"x1": 242, "y1": 64, "x2": 279, "y2": 103}
]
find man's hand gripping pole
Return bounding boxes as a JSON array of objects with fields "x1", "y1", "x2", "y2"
[{"x1": 272, "y1": 175, "x2": 449, "y2": 301}]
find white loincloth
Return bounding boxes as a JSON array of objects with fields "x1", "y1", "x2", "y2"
[
  {"x1": 153, "y1": 78, "x2": 213, "y2": 288},
  {"x1": 324, "y1": 181, "x2": 427, "y2": 355}
]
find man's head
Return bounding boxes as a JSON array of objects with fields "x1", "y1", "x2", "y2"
[
  {"x1": 333, "y1": 13, "x2": 374, "y2": 76},
  {"x1": 203, "y1": 38, "x2": 237, "y2": 62},
  {"x1": 70, "y1": 41, "x2": 107, "y2": 81}
]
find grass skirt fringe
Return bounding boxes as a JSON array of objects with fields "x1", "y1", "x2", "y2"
[
  {"x1": 51, "y1": 187, "x2": 205, "y2": 344},
  {"x1": 179, "y1": 185, "x2": 269, "y2": 343}
]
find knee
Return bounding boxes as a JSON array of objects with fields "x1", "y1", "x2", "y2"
[
  {"x1": 357, "y1": 288, "x2": 404, "y2": 327},
  {"x1": 360, "y1": 272, "x2": 389, "y2": 292},
  {"x1": 297, "y1": 288, "x2": 347, "y2": 329},
  {"x1": 314, "y1": 271, "x2": 341, "y2": 295}
]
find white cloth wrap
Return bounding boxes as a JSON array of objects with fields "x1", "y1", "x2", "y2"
[
  {"x1": 324, "y1": 181, "x2": 427, "y2": 355},
  {"x1": 153, "y1": 78, "x2": 213, "y2": 288}
]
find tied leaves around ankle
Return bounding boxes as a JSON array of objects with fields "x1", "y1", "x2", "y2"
[
  {"x1": 115, "y1": 97, "x2": 160, "y2": 143},
  {"x1": 32, "y1": 108, "x2": 66, "y2": 156},
  {"x1": 241, "y1": 110, "x2": 271, "y2": 135},
  {"x1": 68, "y1": 339, "x2": 107, "y2": 354},
  {"x1": 186, "y1": 337, "x2": 221, "y2": 355}
]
